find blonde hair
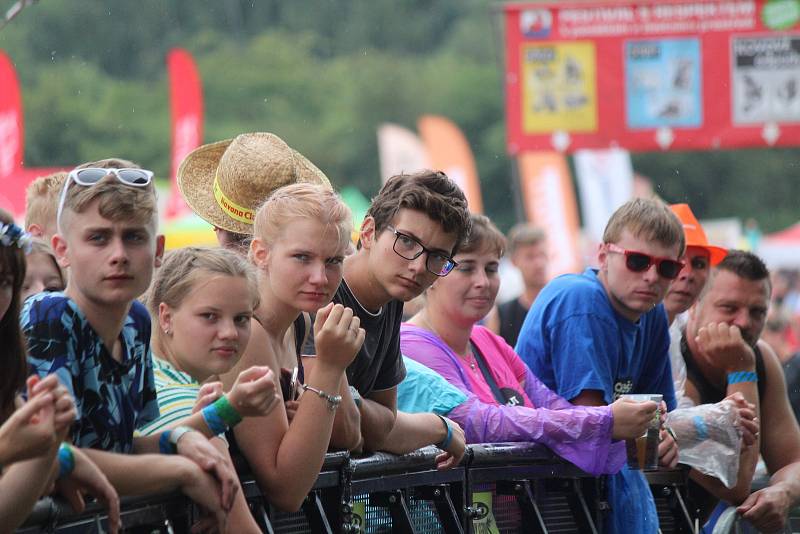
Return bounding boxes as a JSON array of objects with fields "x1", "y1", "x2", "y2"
[
  {"x1": 253, "y1": 183, "x2": 352, "y2": 250},
  {"x1": 25, "y1": 172, "x2": 67, "y2": 233},
  {"x1": 26, "y1": 237, "x2": 65, "y2": 289},
  {"x1": 148, "y1": 247, "x2": 259, "y2": 318},
  {"x1": 603, "y1": 198, "x2": 685, "y2": 255},
  {"x1": 60, "y1": 159, "x2": 158, "y2": 233}
]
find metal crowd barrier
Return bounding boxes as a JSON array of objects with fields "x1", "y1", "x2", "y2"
[{"x1": 17, "y1": 443, "x2": 699, "y2": 534}]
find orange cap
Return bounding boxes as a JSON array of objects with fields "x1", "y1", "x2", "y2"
[{"x1": 670, "y1": 204, "x2": 728, "y2": 266}]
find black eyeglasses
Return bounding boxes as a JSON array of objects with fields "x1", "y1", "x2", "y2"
[
  {"x1": 386, "y1": 225, "x2": 457, "y2": 277},
  {"x1": 606, "y1": 243, "x2": 685, "y2": 280}
]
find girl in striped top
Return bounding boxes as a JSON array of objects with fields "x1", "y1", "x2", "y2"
[{"x1": 142, "y1": 246, "x2": 281, "y2": 534}]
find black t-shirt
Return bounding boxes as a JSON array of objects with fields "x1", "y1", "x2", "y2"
[
  {"x1": 497, "y1": 297, "x2": 529, "y2": 348},
  {"x1": 306, "y1": 280, "x2": 406, "y2": 397}
]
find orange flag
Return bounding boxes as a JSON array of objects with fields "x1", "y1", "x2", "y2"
[
  {"x1": 517, "y1": 151, "x2": 581, "y2": 276},
  {"x1": 418, "y1": 115, "x2": 483, "y2": 213}
]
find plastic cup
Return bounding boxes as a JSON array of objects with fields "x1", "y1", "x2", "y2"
[{"x1": 622, "y1": 394, "x2": 662, "y2": 470}]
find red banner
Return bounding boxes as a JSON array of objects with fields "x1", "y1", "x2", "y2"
[
  {"x1": 0, "y1": 51, "x2": 23, "y2": 178},
  {"x1": 505, "y1": 0, "x2": 800, "y2": 153},
  {"x1": 166, "y1": 48, "x2": 204, "y2": 219}
]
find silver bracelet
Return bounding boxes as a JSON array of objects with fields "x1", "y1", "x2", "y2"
[{"x1": 302, "y1": 384, "x2": 342, "y2": 411}]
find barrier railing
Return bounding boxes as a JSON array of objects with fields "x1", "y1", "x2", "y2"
[{"x1": 17, "y1": 443, "x2": 698, "y2": 534}]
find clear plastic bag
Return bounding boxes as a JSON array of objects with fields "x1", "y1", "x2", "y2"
[{"x1": 666, "y1": 400, "x2": 742, "y2": 488}]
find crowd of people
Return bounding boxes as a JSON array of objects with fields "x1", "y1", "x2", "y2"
[{"x1": 0, "y1": 130, "x2": 799, "y2": 533}]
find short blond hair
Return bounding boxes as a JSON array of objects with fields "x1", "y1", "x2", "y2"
[
  {"x1": 59, "y1": 159, "x2": 158, "y2": 234},
  {"x1": 26, "y1": 237, "x2": 65, "y2": 289},
  {"x1": 603, "y1": 198, "x2": 685, "y2": 255},
  {"x1": 148, "y1": 247, "x2": 259, "y2": 318},
  {"x1": 253, "y1": 183, "x2": 352, "y2": 250},
  {"x1": 25, "y1": 172, "x2": 67, "y2": 234}
]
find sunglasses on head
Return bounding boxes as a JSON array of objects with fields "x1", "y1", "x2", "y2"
[
  {"x1": 606, "y1": 243, "x2": 685, "y2": 280},
  {"x1": 57, "y1": 167, "x2": 154, "y2": 231}
]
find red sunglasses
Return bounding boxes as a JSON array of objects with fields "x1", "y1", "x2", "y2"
[{"x1": 606, "y1": 243, "x2": 685, "y2": 280}]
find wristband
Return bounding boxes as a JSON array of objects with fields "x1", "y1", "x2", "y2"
[
  {"x1": 693, "y1": 416, "x2": 709, "y2": 440},
  {"x1": 727, "y1": 371, "x2": 758, "y2": 384},
  {"x1": 159, "y1": 426, "x2": 196, "y2": 454},
  {"x1": 302, "y1": 384, "x2": 342, "y2": 411},
  {"x1": 202, "y1": 395, "x2": 243, "y2": 435},
  {"x1": 57, "y1": 443, "x2": 75, "y2": 479},
  {"x1": 435, "y1": 415, "x2": 453, "y2": 450}
]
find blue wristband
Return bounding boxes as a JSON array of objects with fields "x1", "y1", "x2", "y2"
[
  {"x1": 435, "y1": 415, "x2": 453, "y2": 450},
  {"x1": 159, "y1": 430, "x2": 174, "y2": 454},
  {"x1": 693, "y1": 416, "x2": 709, "y2": 440},
  {"x1": 727, "y1": 371, "x2": 758, "y2": 384},
  {"x1": 201, "y1": 402, "x2": 228, "y2": 435},
  {"x1": 57, "y1": 443, "x2": 75, "y2": 478}
]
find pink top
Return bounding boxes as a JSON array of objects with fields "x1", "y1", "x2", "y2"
[{"x1": 453, "y1": 326, "x2": 533, "y2": 407}]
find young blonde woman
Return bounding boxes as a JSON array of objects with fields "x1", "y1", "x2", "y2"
[
  {"x1": 144, "y1": 246, "x2": 281, "y2": 533},
  {"x1": 220, "y1": 183, "x2": 364, "y2": 512}
]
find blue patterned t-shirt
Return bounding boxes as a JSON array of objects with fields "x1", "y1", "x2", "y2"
[{"x1": 21, "y1": 292, "x2": 159, "y2": 453}]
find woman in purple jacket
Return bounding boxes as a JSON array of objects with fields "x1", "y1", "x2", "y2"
[{"x1": 401, "y1": 214, "x2": 657, "y2": 475}]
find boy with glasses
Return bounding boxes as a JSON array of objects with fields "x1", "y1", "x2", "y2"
[
  {"x1": 516, "y1": 198, "x2": 685, "y2": 534},
  {"x1": 314, "y1": 170, "x2": 471, "y2": 453},
  {"x1": 23, "y1": 159, "x2": 241, "y2": 530}
]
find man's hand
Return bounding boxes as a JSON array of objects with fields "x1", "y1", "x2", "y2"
[
  {"x1": 227, "y1": 366, "x2": 281, "y2": 418},
  {"x1": 695, "y1": 323, "x2": 755, "y2": 373},
  {"x1": 737, "y1": 485, "x2": 793, "y2": 533},
  {"x1": 56, "y1": 446, "x2": 121, "y2": 534},
  {"x1": 609, "y1": 398, "x2": 658, "y2": 440},
  {"x1": 435, "y1": 417, "x2": 466, "y2": 471},
  {"x1": 314, "y1": 303, "x2": 365, "y2": 370},
  {"x1": 723, "y1": 392, "x2": 759, "y2": 448},
  {"x1": 175, "y1": 456, "x2": 229, "y2": 533},
  {"x1": 175, "y1": 431, "x2": 238, "y2": 512},
  {"x1": 658, "y1": 427, "x2": 679, "y2": 468}
]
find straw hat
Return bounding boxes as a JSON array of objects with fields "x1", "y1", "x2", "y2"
[
  {"x1": 670, "y1": 204, "x2": 728, "y2": 266},
  {"x1": 178, "y1": 132, "x2": 332, "y2": 234}
]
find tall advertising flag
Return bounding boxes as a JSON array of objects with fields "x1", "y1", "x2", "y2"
[
  {"x1": 376, "y1": 123, "x2": 430, "y2": 183},
  {"x1": 0, "y1": 51, "x2": 23, "y2": 179},
  {"x1": 517, "y1": 151, "x2": 581, "y2": 276},
  {"x1": 417, "y1": 115, "x2": 484, "y2": 213},
  {"x1": 574, "y1": 148, "x2": 635, "y2": 244},
  {"x1": 166, "y1": 48, "x2": 203, "y2": 219}
]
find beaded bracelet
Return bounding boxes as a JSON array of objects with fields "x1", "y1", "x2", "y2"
[
  {"x1": 727, "y1": 371, "x2": 758, "y2": 384},
  {"x1": 202, "y1": 395, "x2": 243, "y2": 436},
  {"x1": 302, "y1": 384, "x2": 342, "y2": 411},
  {"x1": 57, "y1": 443, "x2": 75, "y2": 479},
  {"x1": 435, "y1": 415, "x2": 454, "y2": 450}
]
